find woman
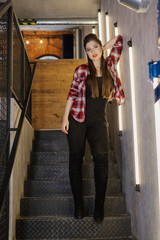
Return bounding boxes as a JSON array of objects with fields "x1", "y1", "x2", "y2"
[{"x1": 61, "y1": 33, "x2": 125, "y2": 223}]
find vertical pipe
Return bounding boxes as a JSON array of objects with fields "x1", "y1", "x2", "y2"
[
  {"x1": 75, "y1": 28, "x2": 80, "y2": 59},
  {"x1": 79, "y1": 28, "x2": 82, "y2": 59}
]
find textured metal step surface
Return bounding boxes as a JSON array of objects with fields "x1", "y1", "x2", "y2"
[
  {"x1": 34, "y1": 130, "x2": 115, "y2": 159},
  {"x1": 24, "y1": 179, "x2": 121, "y2": 197},
  {"x1": 16, "y1": 216, "x2": 131, "y2": 239},
  {"x1": 24, "y1": 180, "x2": 72, "y2": 197},
  {"x1": 30, "y1": 151, "x2": 69, "y2": 164},
  {"x1": 20, "y1": 239, "x2": 133, "y2": 240},
  {"x1": 27, "y1": 164, "x2": 69, "y2": 180},
  {"x1": 34, "y1": 130, "x2": 65, "y2": 140},
  {"x1": 33, "y1": 138, "x2": 69, "y2": 152},
  {"x1": 17, "y1": 129, "x2": 131, "y2": 240},
  {"x1": 27, "y1": 163, "x2": 119, "y2": 180},
  {"x1": 30, "y1": 151, "x2": 113, "y2": 164},
  {"x1": 20, "y1": 196, "x2": 126, "y2": 217},
  {"x1": 19, "y1": 238, "x2": 133, "y2": 240},
  {"x1": 30, "y1": 153, "x2": 118, "y2": 178}
]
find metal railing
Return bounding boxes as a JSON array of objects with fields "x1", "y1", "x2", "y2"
[{"x1": 0, "y1": 1, "x2": 36, "y2": 239}]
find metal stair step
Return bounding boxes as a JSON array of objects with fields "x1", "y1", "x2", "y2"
[
  {"x1": 16, "y1": 130, "x2": 132, "y2": 240},
  {"x1": 16, "y1": 216, "x2": 131, "y2": 239},
  {"x1": 30, "y1": 151, "x2": 116, "y2": 165},
  {"x1": 32, "y1": 138, "x2": 69, "y2": 152},
  {"x1": 33, "y1": 131, "x2": 116, "y2": 163},
  {"x1": 27, "y1": 164, "x2": 69, "y2": 180},
  {"x1": 20, "y1": 196, "x2": 126, "y2": 217},
  {"x1": 34, "y1": 130, "x2": 65, "y2": 140},
  {"x1": 24, "y1": 179, "x2": 122, "y2": 197},
  {"x1": 28, "y1": 161, "x2": 118, "y2": 179},
  {"x1": 30, "y1": 151, "x2": 69, "y2": 164},
  {"x1": 19, "y1": 238, "x2": 133, "y2": 240},
  {"x1": 27, "y1": 163, "x2": 119, "y2": 180}
]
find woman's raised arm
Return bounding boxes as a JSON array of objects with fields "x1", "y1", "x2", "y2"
[
  {"x1": 103, "y1": 35, "x2": 123, "y2": 65},
  {"x1": 102, "y1": 36, "x2": 118, "y2": 51}
]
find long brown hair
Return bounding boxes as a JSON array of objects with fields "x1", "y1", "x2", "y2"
[{"x1": 84, "y1": 33, "x2": 113, "y2": 98}]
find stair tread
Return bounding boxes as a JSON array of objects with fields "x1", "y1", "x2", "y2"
[
  {"x1": 31, "y1": 150, "x2": 68, "y2": 153},
  {"x1": 25, "y1": 179, "x2": 120, "y2": 181},
  {"x1": 21, "y1": 196, "x2": 125, "y2": 199},
  {"x1": 18, "y1": 215, "x2": 130, "y2": 220},
  {"x1": 31, "y1": 150, "x2": 114, "y2": 154},
  {"x1": 24, "y1": 179, "x2": 122, "y2": 197},
  {"x1": 26, "y1": 175, "x2": 121, "y2": 180},
  {"x1": 21, "y1": 238, "x2": 132, "y2": 240},
  {"x1": 16, "y1": 216, "x2": 131, "y2": 239},
  {"x1": 29, "y1": 162, "x2": 117, "y2": 166}
]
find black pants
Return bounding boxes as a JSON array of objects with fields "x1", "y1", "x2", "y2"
[{"x1": 67, "y1": 114, "x2": 108, "y2": 210}]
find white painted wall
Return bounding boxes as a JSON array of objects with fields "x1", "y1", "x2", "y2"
[
  {"x1": 9, "y1": 99, "x2": 34, "y2": 240},
  {"x1": 97, "y1": 0, "x2": 160, "y2": 239}
]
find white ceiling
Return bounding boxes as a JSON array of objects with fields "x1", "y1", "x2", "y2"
[
  {"x1": 12, "y1": 0, "x2": 100, "y2": 19},
  {"x1": 10, "y1": 0, "x2": 100, "y2": 31}
]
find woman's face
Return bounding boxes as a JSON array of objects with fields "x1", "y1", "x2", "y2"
[{"x1": 85, "y1": 40, "x2": 102, "y2": 62}]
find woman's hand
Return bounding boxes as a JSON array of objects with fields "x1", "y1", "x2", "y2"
[
  {"x1": 61, "y1": 118, "x2": 69, "y2": 134},
  {"x1": 61, "y1": 99, "x2": 73, "y2": 134}
]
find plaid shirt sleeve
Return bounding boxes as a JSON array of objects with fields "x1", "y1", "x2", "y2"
[
  {"x1": 108, "y1": 35, "x2": 123, "y2": 65},
  {"x1": 66, "y1": 64, "x2": 87, "y2": 122},
  {"x1": 107, "y1": 35, "x2": 125, "y2": 105},
  {"x1": 67, "y1": 67, "x2": 80, "y2": 101}
]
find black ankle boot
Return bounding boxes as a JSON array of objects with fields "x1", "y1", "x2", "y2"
[
  {"x1": 69, "y1": 154, "x2": 84, "y2": 219},
  {"x1": 93, "y1": 153, "x2": 108, "y2": 223},
  {"x1": 74, "y1": 199, "x2": 84, "y2": 219},
  {"x1": 93, "y1": 197, "x2": 105, "y2": 223},
  {"x1": 94, "y1": 207, "x2": 104, "y2": 223}
]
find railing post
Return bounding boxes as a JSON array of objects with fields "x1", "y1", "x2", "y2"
[
  {"x1": 7, "y1": 5, "x2": 13, "y2": 130},
  {"x1": 22, "y1": 47, "x2": 25, "y2": 101}
]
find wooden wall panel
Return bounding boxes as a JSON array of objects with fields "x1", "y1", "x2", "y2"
[{"x1": 32, "y1": 59, "x2": 86, "y2": 129}]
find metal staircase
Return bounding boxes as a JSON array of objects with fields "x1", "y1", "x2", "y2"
[{"x1": 16, "y1": 130, "x2": 132, "y2": 239}]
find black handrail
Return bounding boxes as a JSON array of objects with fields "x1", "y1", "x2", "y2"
[
  {"x1": 0, "y1": 130, "x2": 10, "y2": 165},
  {"x1": 0, "y1": 61, "x2": 37, "y2": 217},
  {"x1": 0, "y1": 1, "x2": 12, "y2": 18},
  {"x1": 0, "y1": 2, "x2": 36, "y2": 238}
]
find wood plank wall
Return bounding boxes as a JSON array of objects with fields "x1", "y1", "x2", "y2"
[{"x1": 32, "y1": 59, "x2": 86, "y2": 129}]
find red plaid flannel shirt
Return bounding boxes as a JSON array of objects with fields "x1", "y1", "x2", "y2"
[{"x1": 67, "y1": 35, "x2": 125, "y2": 122}]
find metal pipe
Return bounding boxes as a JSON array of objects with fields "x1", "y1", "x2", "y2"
[
  {"x1": 37, "y1": 18, "x2": 98, "y2": 25},
  {"x1": 118, "y1": 0, "x2": 150, "y2": 12},
  {"x1": 75, "y1": 28, "x2": 80, "y2": 59}
]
